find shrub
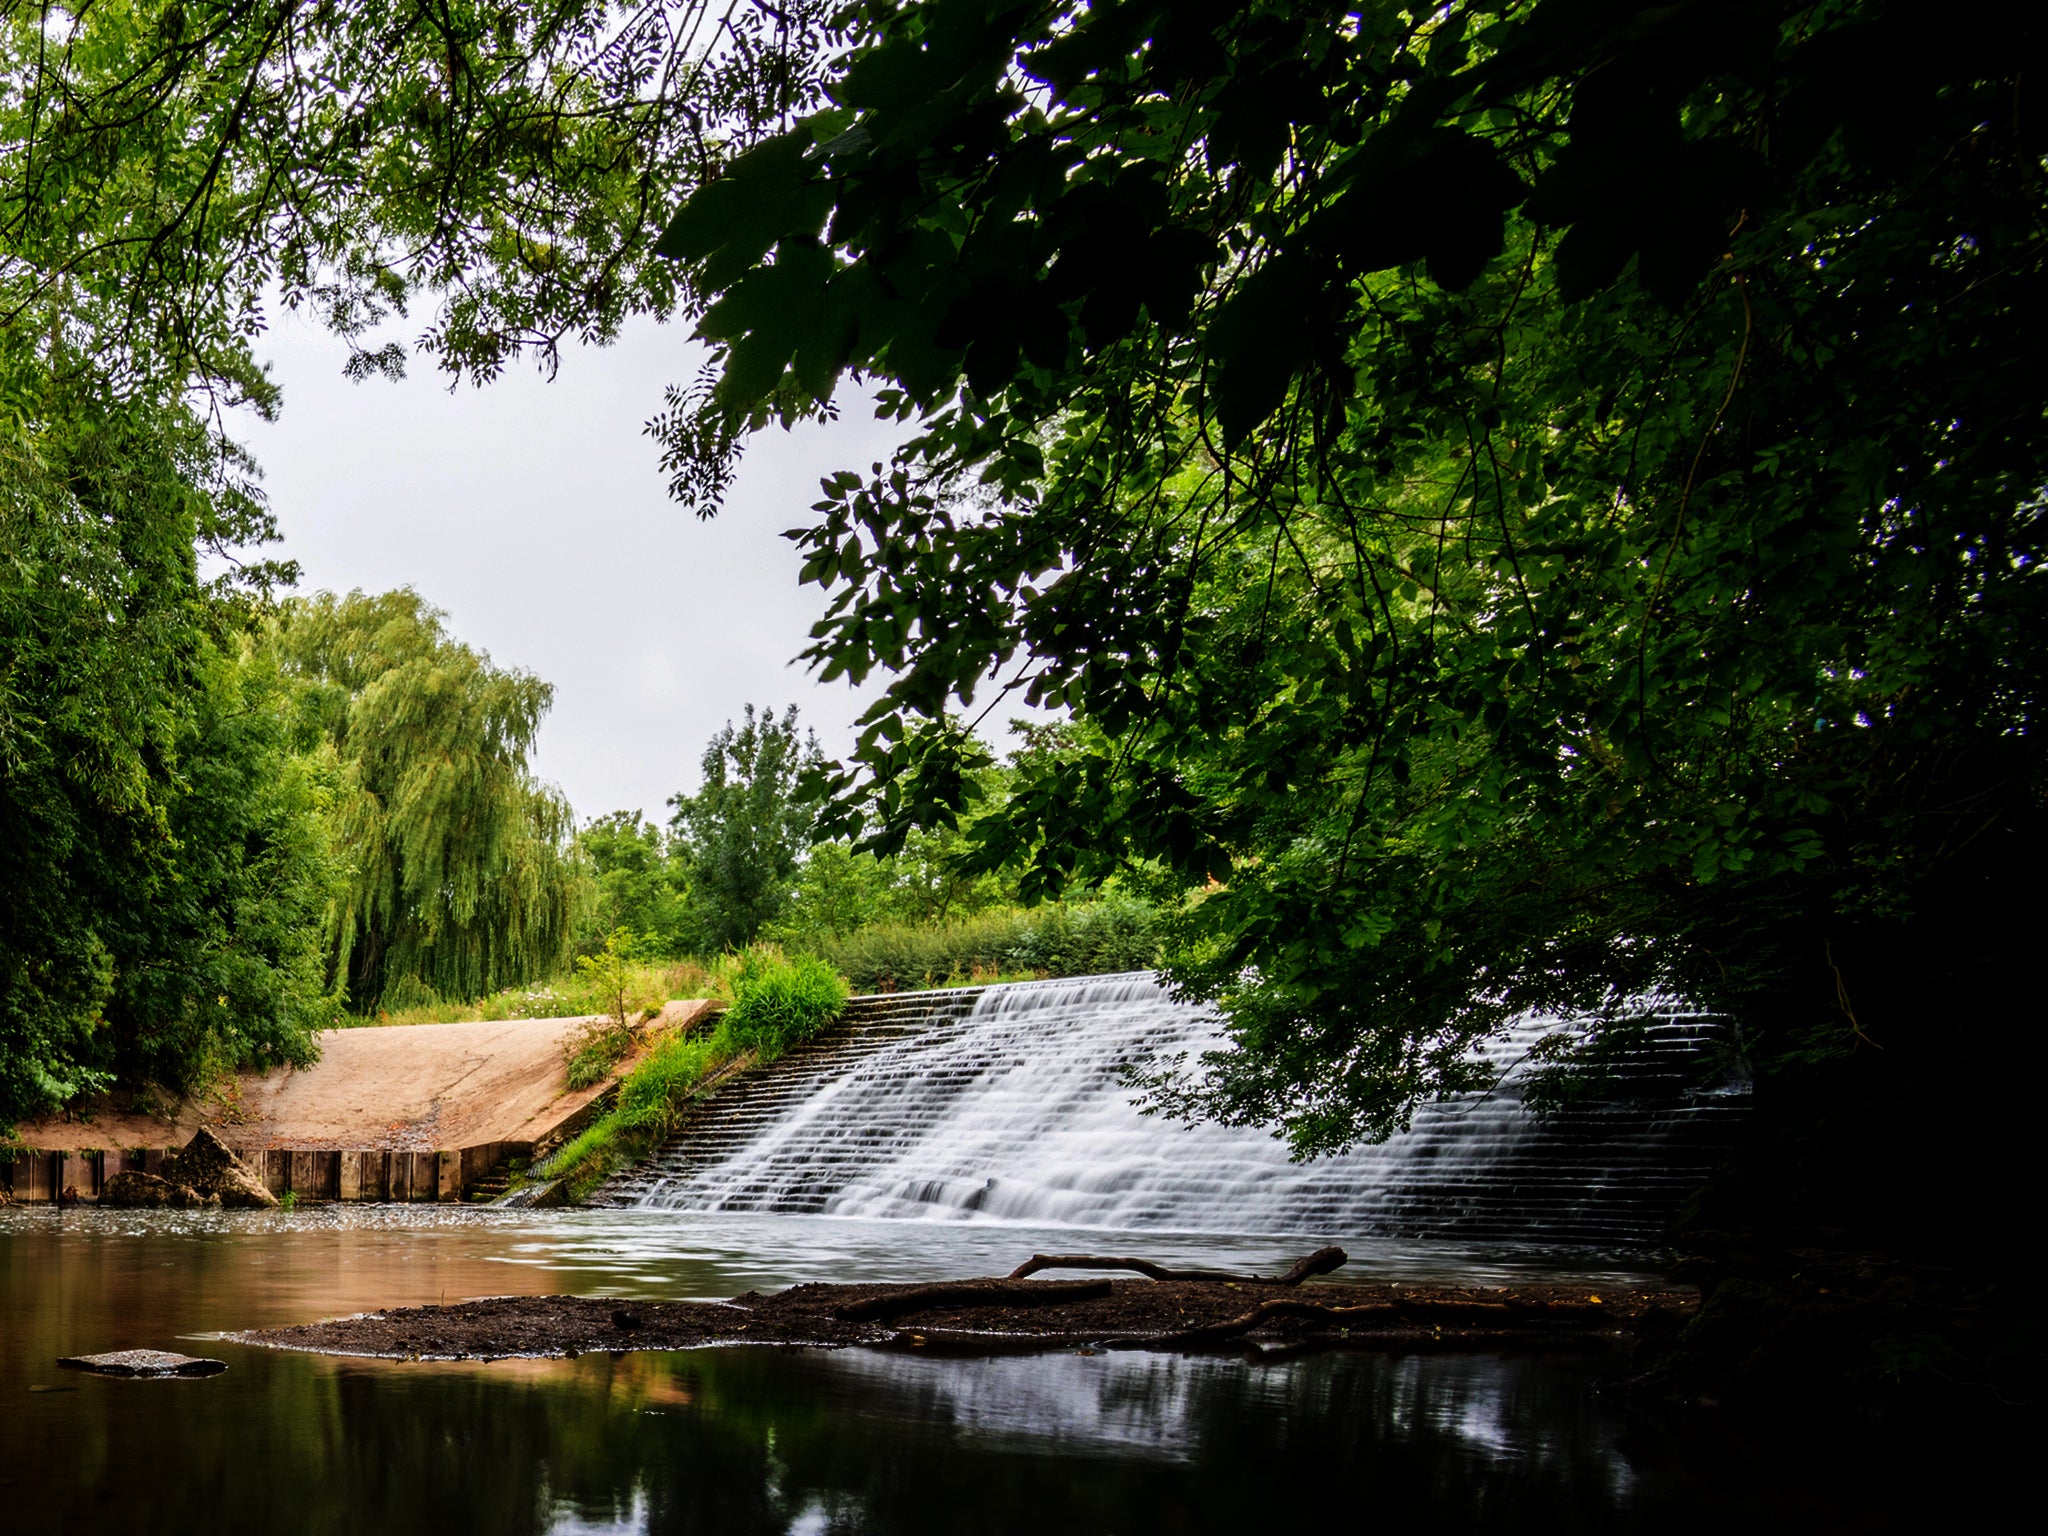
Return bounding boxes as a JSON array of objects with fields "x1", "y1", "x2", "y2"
[
  {"x1": 717, "y1": 949, "x2": 849, "y2": 1062},
  {"x1": 561, "y1": 1014, "x2": 636, "y2": 1089},
  {"x1": 818, "y1": 910, "x2": 1034, "y2": 992},
  {"x1": 612, "y1": 1030, "x2": 721, "y2": 1138},
  {"x1": 573, "y1": 929, "x2": 638, "y2": 1031},
  {"x1": 1006, "y1": 893, "x2": 1160, "y2": 977},
  {"x1": 541, "y1": 1027, "x2": 722, "y2": 1197},
  {"x1": 818, "y1": 896, "x2": 1158, "y2": 993}
]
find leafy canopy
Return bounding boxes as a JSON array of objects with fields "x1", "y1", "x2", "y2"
[
  {"x1": 649, "y1": 0, "x2": 2048, "y2": 1151},
  {"x1": 0, "y1": 0, "x2": 838, "y2": 1125},
  {"x1": 0, "y1": 0, "x2": 845, "y2": 399},
  {"x1": 579, "y1": 810, "x2": 695, "y2": 955}
]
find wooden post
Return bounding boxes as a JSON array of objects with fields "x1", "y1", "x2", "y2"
[
  {"x1": 61, "y1": 1152, "x2": 94, "y2": 1201},
  {"x1": 338, "y1": 1151, "x2": 361, "y2": 1202},
  {"x1": 290, "y1": 1150, "x2": 339, "y2": 1200}
]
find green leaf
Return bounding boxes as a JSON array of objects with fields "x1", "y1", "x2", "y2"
[{"x1": 655, "y1": 132, "x2": 835, "y2": 294}]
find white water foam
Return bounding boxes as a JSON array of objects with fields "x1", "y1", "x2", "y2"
[{"x1": 626, "y1": 974, "x2": 1742, "y2": 1244}]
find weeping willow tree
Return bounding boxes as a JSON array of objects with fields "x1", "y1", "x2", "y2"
[{"x1": 273, "y1": 590, "x2": 583, "y2": 1010}]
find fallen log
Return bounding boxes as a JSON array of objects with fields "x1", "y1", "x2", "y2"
[
  {"x1": 1006, "y1": 1245, "x2": 1348, "y2": 1286},
  {"x1": 833, "y1": 1278, "x2": 1114, "y2": 1323}
]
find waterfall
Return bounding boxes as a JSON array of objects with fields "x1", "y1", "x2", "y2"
[{"x1": 606, "y1": 973, "x2": 1747, "y2": 1245}]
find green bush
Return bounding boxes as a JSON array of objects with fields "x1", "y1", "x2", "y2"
[
  {"x1": 612, "y1": 1030, "x2": 720, "y2": 1138},
  {"x1": 561, "y1": 1014, "x2": 635, "y2": 1090},
  {"x1": 819, "y1": 896, "x2": 1158, "y2": 993},
  {"x1": 819, "y1": 910, "x2": 1036, "y2": 993},
  {"x1": 717, "y1": 950, "x2": 849, "y2": 1062},
  {"x1": 540, "y1": 1027, "x2": 724, "y2": 1198},
  {"x1": 1008, "y1": 894, "x2": 1159, "y2": 978}
]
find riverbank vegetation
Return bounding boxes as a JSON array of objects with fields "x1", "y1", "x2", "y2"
[
  {"x1": 537, "y1": 947, "x2": 850, "y2": 1199},
  {"x1": 573, "y1": 706, "x2": 1163, "y2": 994},
  {"x1": 0, "y1": 0, "x2": 830, "y2": 1133}
]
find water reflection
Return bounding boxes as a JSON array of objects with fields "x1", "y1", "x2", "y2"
[{"x1": 0, "y1": 1207, "x2": 1968, "y2": 1533}]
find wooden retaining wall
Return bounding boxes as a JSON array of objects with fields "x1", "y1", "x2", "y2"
[{"x1": 0, "y1": 1141, "x2": 524, "y2": 1205}]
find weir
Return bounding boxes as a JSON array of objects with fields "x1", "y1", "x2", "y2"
[{"x1": 599, "y1": 973, "x2": 1749, "y2": 1245}]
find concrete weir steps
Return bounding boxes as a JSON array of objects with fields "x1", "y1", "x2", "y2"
[
  {"x1": 593, "y1": 987, "x2": 985, "y2": 1208},
  {"x1": 594, "y1": 980, "x2": 1750, "y2": 1247}
]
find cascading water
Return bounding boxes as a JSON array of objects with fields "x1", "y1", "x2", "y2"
[{"x1": 604, "y1": 973, "x2": 1748, "y2": 1245}]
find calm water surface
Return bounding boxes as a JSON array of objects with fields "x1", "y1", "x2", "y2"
[{"x1": 0, "y1": 1207, "x2": 1979, "y2": 1532}]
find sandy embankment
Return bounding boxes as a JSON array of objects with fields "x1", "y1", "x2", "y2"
[{"x1": 15, "y1": 1000, "x2": 718, "y2": 1154}]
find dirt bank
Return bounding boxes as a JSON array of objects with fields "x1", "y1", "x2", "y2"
[
  {"x1": 237, "y1": 1275, "x2": 1696, "y2": 1361},
  {"x1": 15, "y1": 1001, "x2": 719, "y2": 1155}
]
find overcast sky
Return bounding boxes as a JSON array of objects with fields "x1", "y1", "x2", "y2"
[{"x1": 235, "y1": 309, "x2": 912, "y2": 825}]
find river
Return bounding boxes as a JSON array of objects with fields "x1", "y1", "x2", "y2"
[{"x1": 0, "y1": 1204, "x2": 1992, "y2": 1532}]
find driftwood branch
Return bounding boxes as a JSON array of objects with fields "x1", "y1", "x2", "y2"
[
  {"x1": 1007, "y1": 1245, "x2": 1348, "y2": 1286},
  {"x1": 834, "y1": 1278, "x2": 1114, "y2": 1323}
]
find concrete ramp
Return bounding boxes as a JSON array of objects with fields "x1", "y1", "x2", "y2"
[
  {"x1": 6, "y1": 1000, "x2": 721, "y2": 1203},
  {"x1": 238, "y1": 1015, "x2": 638, "y2": 1152}
]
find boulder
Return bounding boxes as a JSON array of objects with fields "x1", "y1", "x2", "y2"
[
  {"x1": 59, "y1": 1349, "x2": 226, "y2": 1377},
  {"x1": 163, "y1": 1128, "x2": 279, "y2": 1209},
  {"x1": 212, "y1": 1164, "x2": 280, "y2": 1209},
  {"x1": 101, "y1": 1171, "x2": 217, "y2": 1209}
]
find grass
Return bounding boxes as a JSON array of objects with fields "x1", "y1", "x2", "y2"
[
  {"x1": 716, "y1": 951, "x2": 851, "y2": 1062},
  {"x1": 562, "y1": 1014, "x2": 638, "y2": 1089},
  {"x1": 346, "y1": 959, "x2": 720, "y2": 1028},
  {"x1": 535, "y1": 947, "x2": 848, "y2": 1201}
]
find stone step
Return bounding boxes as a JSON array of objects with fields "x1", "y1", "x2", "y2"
[{"x1": 591, "y1": 977, "x2": 1749, "y2": 1240}]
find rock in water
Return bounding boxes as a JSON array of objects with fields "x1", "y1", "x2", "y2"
[
  {"x1": 162, "y1": 1126, "x2": 241, "y2": 1186},
  {"x1": 101, "y1": 1171, "x2": 218, "y2": 1209},
  {"x1": 163, "y1": 1128, "x2": 279, "y2": 1209},
  {"x1": 59, "y1": 1349, "x2": 227, "y2": 1378},
  {"x1": 211, "y1": 1163, "x2": 280, "y2": 1209}
]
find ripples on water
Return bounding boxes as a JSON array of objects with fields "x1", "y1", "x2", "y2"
[{"x1": 0, "y1": 1201, "x2": 1671, "y2": 1299}]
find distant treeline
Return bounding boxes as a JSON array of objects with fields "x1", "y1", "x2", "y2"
[
  {"x1": 577, "y1": 706, "x2": 1159, "y2": 990},
  {"x1": 1, "y1": 560, "x2": 1150, "y2": 1131}
]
